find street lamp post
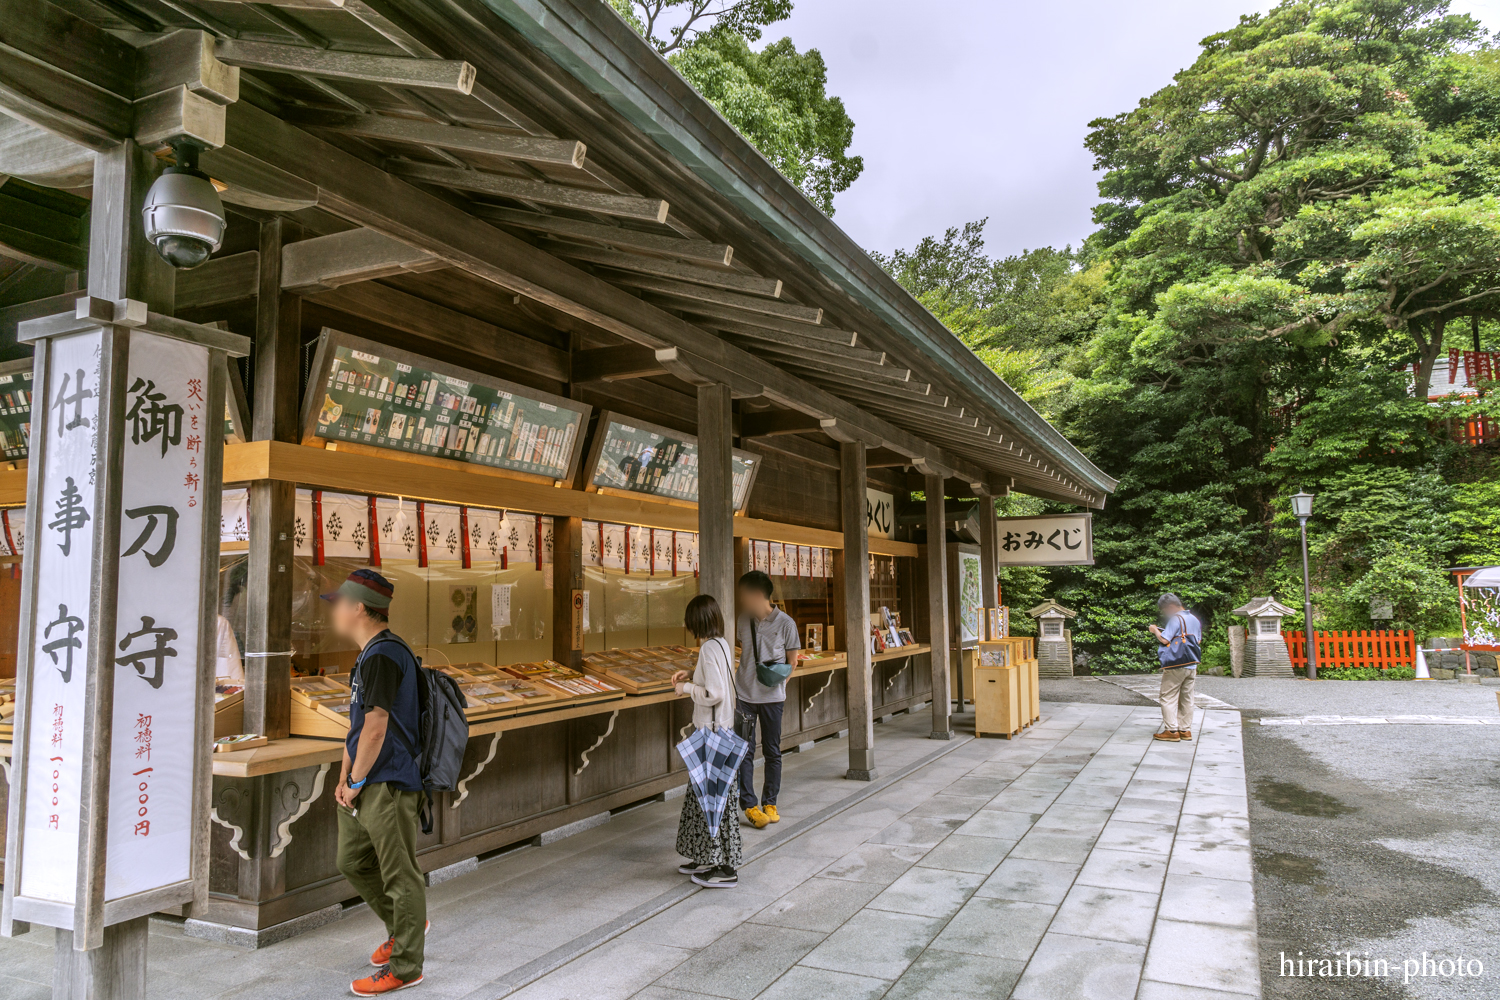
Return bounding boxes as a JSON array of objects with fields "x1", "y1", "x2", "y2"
[{"x1": 1290, "y1": 491, "x2": 1318, "y2": 680}]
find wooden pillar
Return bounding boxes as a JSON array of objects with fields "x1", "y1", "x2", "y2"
[
  {"x1": 924, "y1": 474, "x2": 953, "y2": 739},
  {"x1": 978, "y1": 490, "x2": 999, "y2": 609},
  {"x1": 841, "y1": 441, "x2": 875, "y2": 780},
  {"x1": 553, "y1": 516, "x2": 584, "y2": 668},
  {"x1": 697, "y1": 383, "x2": 734, "y2": 616},
  {"x1": 243, "y1": 218, "x2": 300, "y2": 740},
  {"x1": 54, "y1": 916, "x2": 149, "y2": 1000}
]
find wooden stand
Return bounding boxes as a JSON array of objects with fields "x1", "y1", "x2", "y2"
[{"x1": 974, "y1": 664, "x2": 1022, "y2": 738}]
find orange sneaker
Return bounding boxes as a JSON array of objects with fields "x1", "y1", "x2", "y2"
[
  {"x1": 764, "y1": 805, "x2": 780, "y2": 823},
  {"x1": 370, "y1": 922, "x2": 430, "y2": 966},
  {"x1": 351, "y1": 967, "x2": 423, "y2": 996},
  {"x1": 744, "y1": 806, "x2": 770, "y2": 829}
]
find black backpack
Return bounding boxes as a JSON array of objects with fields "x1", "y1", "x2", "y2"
[{"x1": 362, "y1": 634, "x2": 470, "y2": 834}]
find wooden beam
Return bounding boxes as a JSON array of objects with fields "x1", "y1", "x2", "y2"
[
  {"x1": 867, "y1": 448, "x2": 913, "y2": 468},
  {"x1": 543, "y1": 241, "x2": 780, "y2": 297},
  {"x1": 740, "y1": 411, "x2": 824, "y2": 438},
  {"x1": 0, "y1": 291, "x2": 79, "y2": 343},
  {"x1": 747, "y1": 344, "x2": 914, "y2": 385},
  {"x1": 654, "y1": 345, "x2": 763, "y2": 399},
  {"x1": 306, "y1": 280, "x2": 569, "y2": 384},
  {"x1": 571, "y1": 345, "x2": 665, "y2": 383},
  {"x1": 0, "y1": 0, "x2": 133, "y2": 150},
  {"x1": 175, "y1": 250, "x2": 259, "y2": 308},
  {"x1": 479, "y1": 206, "x2": 733, "y2": 266},
  {"x1": 718, "y1": 330, "x2": 884, "y2": 367},
  {"x1": 214, "y1": 39, "x2": 476, "y2": 94},
  {"x1": 0, "y1": 181, "x2": 88, "y2": 272},
  {"x1": 283, "y1": 109, "x2": 587, "y2": 168},
  {"x1": 677, "y1": 309, "x2": 856, "y2": 348},
  {"x1": 390, "y1": 160, "x2": 669, "y2": 223},
  {"x1": 280, "y1": 228, "x2": 442, "y2": 294},
  {"x1": 742, "y1": 432, "x2": 839, "y2": 470},
  {"x1": 137, "y1": 29, "x2": 239, "y2": 106},
  {"x1": 620, "y1": 273, "x2": 821, "y2": 324}
]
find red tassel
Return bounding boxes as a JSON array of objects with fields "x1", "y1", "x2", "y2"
[
  {"x1": 416, "y1": 501, "x2": 428, "y2": 568},
  {"x1": 460, "y1": 506, "x2": 472, "y2": 569},
  {"x1": 313, "y1": 490, "x2": 325, "y2": 566},
  {"x1": 368, "y1": 497, "x2": 382, "y2": 568},
  {"x1": 535, "y1": 516, "x2": 543, "y2": 571}
]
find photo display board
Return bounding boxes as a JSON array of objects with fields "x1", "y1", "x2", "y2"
[
  {"x1": 301, "y1": 329, "x2": 590, "y2": 484},
  {"x1": 0, "y1": 358, "x2": 34, "y2": 460},
  {"x1": 585, "y1": 411, "x2": 760, "y2": 511}
]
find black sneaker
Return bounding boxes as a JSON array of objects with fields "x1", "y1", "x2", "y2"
[
  {"x1": 691, "y1": 866, "x2": 738, "y2": 888},
  {"x1": 677, "y1": 862, "x2": 714, "y2": 875}
]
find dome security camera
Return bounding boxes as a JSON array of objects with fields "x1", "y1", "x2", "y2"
[{"x1": 141, "y1": 140, "x2": 226, "y2": 270}]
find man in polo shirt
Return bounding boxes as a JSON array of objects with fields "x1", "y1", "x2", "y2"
[
  {"x1": 734, "y1": 570, "x2": 800, "y2": 829},
  {"x1": 325, "y1": 569, "x2": 428, "y2": 996}
]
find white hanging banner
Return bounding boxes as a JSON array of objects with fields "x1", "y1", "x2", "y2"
[
  {"x1": 652, "y1": 528, "x2": 673, "y2": 576},
  {"x1": 220, "y1": 488, "x2": 248, "y2": 544},
  {"x1": 769, "y1": 542, "x2": 786, "y2": 578},
  {"x1": 582, "y1": 520, "x2": 602, "y2": 567},
  {"x1": 293, "y1": 489, "x2": 314, "y2": 556},
  {"x1": 689, "y1": 531, "x2": 700, "y2": 575},
  {"x1": 0, "y1": 506, "x2": 20, "y2": 556},
  {"x1": 423, "y1": 502, "x2": 464, "y2": 562},
  {"x1": 320, "y1": 491, "x2": 371, "y2": 560},
  {"x1": 674, "y1": 531, "x2": 693, "y2": 577},
  {"x1": 797, "y1": 545, "x2": 811, "y2": 578},
  {"x1": 467, "y1": 507, "x2": 504, "y2": 563},
  {"x1": 373, "y1": 497, "x2": 420, "y2": 559},
  {"x1": 19, "y1": 329, "x2": 102, "y2": 904},
  {"x1": 627, "y1": 525, "x2": 651, "y2": 574},
  {"x1": 105, "y1": 333, "x2": 211, "y2": 900},
  {"x1": 752, "y1": 539, "x2": 769, "y2": 574},
  {"x1": 811, "y1": 546, "x2": 825, "y2": 579},
  {"x1": 501, "y1": 511, "x2": 536, "y2": 566},
  {"x1": 600, "y1": 523, "x2": 625, "y2": 570}
]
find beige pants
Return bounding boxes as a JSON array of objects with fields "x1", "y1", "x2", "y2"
[{"x1": 1159, "y1": 667, "x2": 1196, "y2": 731}]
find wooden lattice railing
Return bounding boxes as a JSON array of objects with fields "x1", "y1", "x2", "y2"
[{"x1": 1280, "y1": 630, "x2": 1415, "y2": 670}]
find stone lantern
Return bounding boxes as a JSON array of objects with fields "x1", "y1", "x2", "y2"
[
  {"x1": 1230, "y1": 597, "x2": 1297, "y2": 677},
  {"x1": 1029, "y1": 600, "x2": 1077, "y2": 678}
]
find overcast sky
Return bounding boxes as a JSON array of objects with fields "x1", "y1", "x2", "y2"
[{"x1": 770, "y1": 0, "x2": 1500, "y2": 260}]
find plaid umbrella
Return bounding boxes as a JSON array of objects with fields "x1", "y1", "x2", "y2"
[{"x1": 675, "y1": 725, "x2": 751, "y2": 838}]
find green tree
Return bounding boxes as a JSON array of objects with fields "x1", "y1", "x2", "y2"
[{"x1": 608, "y1": 1, "x2": 863, "y2": 214}]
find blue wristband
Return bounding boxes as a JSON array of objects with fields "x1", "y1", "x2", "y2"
[{"x1": 348, "y1": 776, "x2": 367, "y2": 790}]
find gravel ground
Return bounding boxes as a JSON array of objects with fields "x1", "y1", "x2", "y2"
[
  {"x1": 1199, "y1": 676, "x2": 1500, "y2": 999},
  {"x1": 1045, "y1": 674, "x2": 1500, "y2": 999}
]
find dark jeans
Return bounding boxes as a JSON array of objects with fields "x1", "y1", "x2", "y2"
[{"x1": 736, "y1": 701, "x2": 783, "y2": 809}]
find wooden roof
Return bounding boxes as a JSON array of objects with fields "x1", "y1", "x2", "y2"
[{"x1": 0, "y1": 0, "x2": 1116, "y2": 507}]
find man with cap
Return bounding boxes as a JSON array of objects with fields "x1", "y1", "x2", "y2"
[{"x1": 325, "y1": 569, "x2": 428, "y2": 995}]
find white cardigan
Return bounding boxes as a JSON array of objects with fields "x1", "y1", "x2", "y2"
[{"x1": 676, "y1": 637, "x2": 736, "y2": 731}]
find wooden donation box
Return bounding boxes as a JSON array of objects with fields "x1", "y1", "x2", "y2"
[{"x1": 974, "y1": 663, "x2": 1022, "y2": 738}]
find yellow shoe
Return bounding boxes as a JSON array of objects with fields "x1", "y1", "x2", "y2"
[
  {"x1": 764, "y1": 805, "x2": 780, "y2": 823},
  {"x1": 744, "y1": 806, "x2": 770, "y2": 829}
]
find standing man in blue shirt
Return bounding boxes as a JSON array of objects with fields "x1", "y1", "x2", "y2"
[
  {"x1": 325, "y1": 569, "x2": 428, "y2": 996},
  {"x1": 734, "y1": 571, "x2": 800, "y2": 829},
  {"x1": 1149, "y1": 592, "x2": 1202, "y2": 742}
]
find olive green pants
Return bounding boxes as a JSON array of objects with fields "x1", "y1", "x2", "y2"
[{"x1": 337, "y1": 784, "x2": 426, "y2": 981}]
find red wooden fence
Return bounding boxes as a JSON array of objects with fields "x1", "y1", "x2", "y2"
[{"x1": 1281, "y1": 630, "x2": 1415, "y2": 670}]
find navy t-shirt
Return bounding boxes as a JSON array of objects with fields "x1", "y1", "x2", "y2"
[{"x1": 346, "y1": 631, "x2": 422, "y2": 792}]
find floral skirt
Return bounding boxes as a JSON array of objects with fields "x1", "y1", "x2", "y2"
[{"x1": 676, "y1": 776, "x2": 744, "y2": 870}]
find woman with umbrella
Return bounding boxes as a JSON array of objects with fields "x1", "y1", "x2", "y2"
[{"x1": 671, "y1": 594, "x2": 744, "y2": 888}]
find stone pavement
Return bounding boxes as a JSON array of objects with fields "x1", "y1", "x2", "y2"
[
  {"x1": 0, "y1": 703, "x2": 1260, "y2": 1000},
  {"x1": 1098, "y1": 673, "x2": 1238, "y2": 711}
]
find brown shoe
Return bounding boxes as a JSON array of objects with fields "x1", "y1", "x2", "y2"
[
  {"x1": 1177, "y1": 729, "x2": 1193, "y2": 741},
  {"x1": 1153, "y1": 731, "x2": 1180, "y2": 742}
]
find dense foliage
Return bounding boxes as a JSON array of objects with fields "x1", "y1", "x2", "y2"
[
  {"x1": 609, "y1": 0, "x2": 863, "y2": 213},
  {"x1": 885, "y1": 0, "x2": 1500, "y2": 670}
]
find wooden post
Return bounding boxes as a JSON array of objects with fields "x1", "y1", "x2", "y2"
[
  {"x1": 978, "y1": 490, "x2": 999, "y2": 610},
  {"x1": 841, "y1": 441, "x2": 875, "y2": 780},
  {"x1": 53, "y1": 916, "x2": 148, "y2": 1000},
  {"x1": 553, "y1": 516, "x2": 584, "y2": 669},
  {"x1": 924, "y1": 474, "x2": 953, "y2": 739},
  {"x1": 243, "y1": 218, "x2": 300, "y2": 740},
  {"x1": 697, "y1": 383, "x2": 734, "y2": 616}
]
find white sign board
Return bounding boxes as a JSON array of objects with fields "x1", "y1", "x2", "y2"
[
  {"x1": 995, "y1": 513, "x2": 1094, "y2": 566},
  {"x1": 865, "y1": 488, "x2": 895, "y2": 539},
  {"x1": 105, "y1": 333, "x2": 211, "y2": 900},
  {"x1": 19, "y1": 329, "x2": 102, "y2": 904}
]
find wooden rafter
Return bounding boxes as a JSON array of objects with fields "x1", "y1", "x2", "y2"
[
  {"x1": 543, "y1": 241, "x2": 779, "y2": 297},
  {"x1": 624, "y1": 275, "x2": 821, "y2": 325},
  {"x1": 391, "y1": 161, "x2": 669, "y2": 223},
  {"x1": 282, "y1": 109, "x2": 587, "y2": 168},
  {"x1": 214, "y1": 39, "x2": 476, "y2": 94}
]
